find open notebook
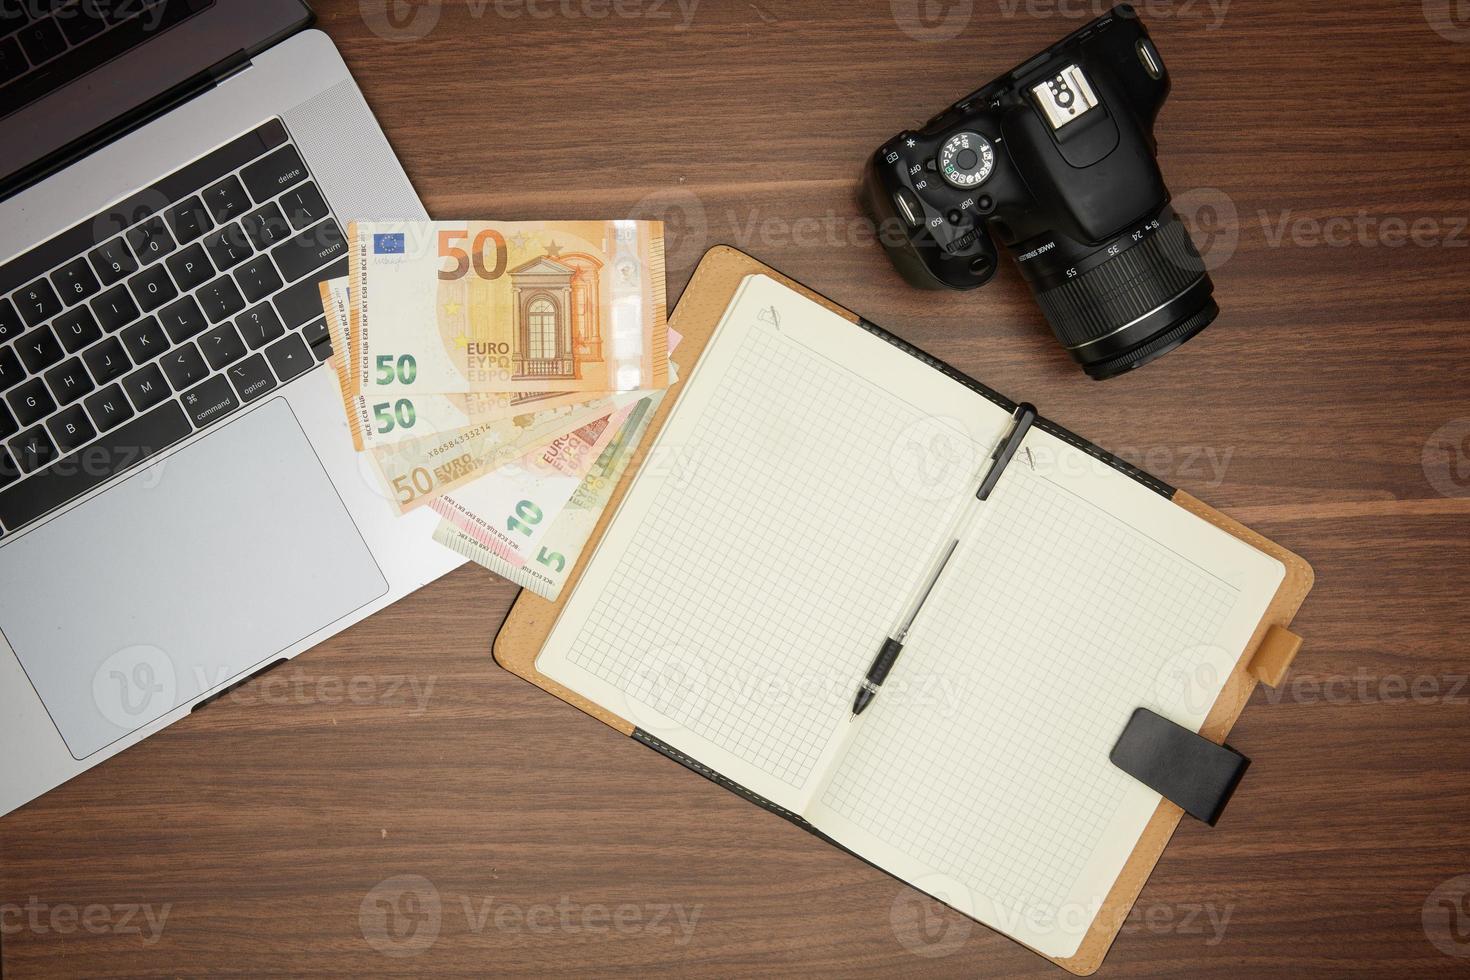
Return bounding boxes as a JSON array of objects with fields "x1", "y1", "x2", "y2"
[{"x1": 534, "y1": 273, "x2": 1286, "y2": 961}]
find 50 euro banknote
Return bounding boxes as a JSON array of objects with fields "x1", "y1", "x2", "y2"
[
  {"x1": 432, "y1": 391, "x2": 665, "y2": 600},
  {"x1": 320, "y1": 277, "x2": 598, "y2": 450},
  {"x1": 347, "y1": 220, "x2": 668, "y2": 396},
  {"x1": 368, "y1": 386, "x2": 653, "y2": 514}
]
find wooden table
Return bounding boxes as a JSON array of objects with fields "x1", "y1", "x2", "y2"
[{"x1": 5, "y1": 1, "x2": 1469, "y2": 975}]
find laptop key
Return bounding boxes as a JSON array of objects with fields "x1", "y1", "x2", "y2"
[
  {"x1": 0, "y1": 400, "x2": 15, "y2": 439},
  {"x1": 125, "y1": 215, "x2": 176, "y2": 265},
  {"x1": 200, "y1": 324, "x2": 247, "y2": 370},
  {"x1": 120, "y1": 316, "x2": 168, "y2": 363},
  {"x1": 129, "y1": 263, "x2": 178, "y2": 313},
  {"x1": 0, "y1": 36, "x2": 23, "y2": 87},
  {"x1": 91, "y1": 283, "x2": 141, "y2": 332},
  {"x1": 265, "y1": 333, "x2": 313, "y2": 383},
  {"x1": 242, "y1": 202, "x2": 291, "y2": 250},
  {"x1": 122, "y1": 362, "x2": 169, "y2": 411},
  {"x1": 55, "y1": 306, "x2": 102, "y2": 353},
  {"x1": 158, "y1": 295, "x2": 207, "y2": 344},
  {"x1": 0, "y1": 298, "x2": 22, "y2": 343},
  {"x1": 82, "y1": 336, "x2": 129, "y2": 384},
  {"x1": 272, "y1": 219, "x2": 345, "y2": 283},
  {"x1": 234, "y1": 255, "x2": 283, "y2": 304},
  {"x1": 16, "y1": 17, "x2": 64, "y2": 65},
  {"x1": 197, "y1": 276, "x2": 246, "y2": 323},
  {"x1": 166, "y1": 242, "x2": 214, "y2": 292},
  {"x1": 164, "y1": 196, "x2": 214, "y2": 244},
  {"x1": 161, "y1": 342, "x2": 206, "y2": 389},
  {"x1": 7, "y1": 378, "x2": 54, "y2": 426},
  {"x1": 8, "y1": 426, "x2": 56, "y2": 474},
  {"x1": 57, "y1": 2, "x2": 106, "y2": 44},
  {"x1": 276, "y1": 257, "x2": 346, "y2": 329},
  {"x1": 51, "y1": 256, "x2": 101, "y2": 305},
  {"x1": 181, "y1": 375, "x2": 239, "y2": 429},
  {"x1": 89, "y1": 237, "x2": 139, "y2": 285},
  {"x1": 0, "y1": 401, "x2": 192, "y2": 531},
  {"x1": 237, "y1": 302, "x2": 285, "y2": 350},
  {"x1": 228, "y1": 353, "x2": 277, "y2": 403},
  {"x1": 0, "y1": 345, "x2": 22, "y2": 392},
  {"x1": 0, "y1": 448, "x2": 17, "y2": 492},
  {"x1": 46, "y1": 405, "x2": 96, "y2": 454},
  {"x1": 280, "y1": 183, "x2": 329, "y2": 230},
  {"x1": 241, "y1": 145, "x2": 308, "y2": 202},
  {"x1": 44, "y1": 357, "x2": 93, "y2": 405},
  {"x1": 203, "y1": 175, "x2": 251, "y2": 223},
  {"x1": 84, "y1": 383, "x2": 135, "y2": 433},
  {"x1": 17, "y1": 326, "x2": 63, "y2": 372},
  {"x1": 302, "y1": 318, "x2": 332, "y2": 358},
  {"x1": 16, "y1": 278, "x2": 62, "y2": 326},
  {"x1": 203, "y1": 222, "x2": 253, "y2": 271}
]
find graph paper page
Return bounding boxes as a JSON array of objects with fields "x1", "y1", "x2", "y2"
[
  {"x1": 537, "y1": 274, "x2": 1015, "y2": 811},
  {"x1": 804, "y1": 426, "x2": 1284, "y2": 959}
]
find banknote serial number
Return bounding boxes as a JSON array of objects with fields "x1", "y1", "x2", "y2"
[{"x1": 438, "y1": 229, "x2": 508, "y2": 282}]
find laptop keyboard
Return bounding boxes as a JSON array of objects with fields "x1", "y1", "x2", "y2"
[
  {"x1": 0, "y1": 0, "x2": 199, "y2": 114},
  {"x1": 0, "y1": 118, "x2": 345, "y2": 538}
]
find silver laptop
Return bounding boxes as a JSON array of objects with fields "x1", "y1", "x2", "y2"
[{"x1": 0, "y1": 0, "x2": 463, "y2": 817}]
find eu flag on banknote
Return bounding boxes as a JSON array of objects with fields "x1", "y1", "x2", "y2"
[{"x1": 373, "y1": 233, "x2": 405, "y2": 254}]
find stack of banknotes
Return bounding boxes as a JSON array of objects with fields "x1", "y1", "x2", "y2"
[{"x1": 314, "y1": 220, "x2": 676, "y2": 600}]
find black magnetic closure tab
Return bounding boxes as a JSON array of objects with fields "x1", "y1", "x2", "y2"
[{"x1": 1109, "y1": 707, "x2": 1250, "y2": 826}]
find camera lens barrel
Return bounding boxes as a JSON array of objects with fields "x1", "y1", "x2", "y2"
[{"x1": 1020, "y1": 209, "x2": 1218, "y2": 380}]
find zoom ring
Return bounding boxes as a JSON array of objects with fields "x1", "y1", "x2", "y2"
[{"x1": 1036, "y1": 217, "x2": 1207, "y2": 349}]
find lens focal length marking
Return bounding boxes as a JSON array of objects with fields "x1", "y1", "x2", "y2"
[{"x1": 938, "y1": 132, "x2": 995, "y2": 189}]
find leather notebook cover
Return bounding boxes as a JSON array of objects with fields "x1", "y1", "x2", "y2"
[{"x1": 492, "y1": 245, "x2": 1314, "y2": 975}]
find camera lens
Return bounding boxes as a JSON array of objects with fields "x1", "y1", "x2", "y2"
[{"x1": 1024, "y1": 209, "x2": 1217, "y2": 380}]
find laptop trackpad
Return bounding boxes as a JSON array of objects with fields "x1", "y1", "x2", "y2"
[{"x1": 0, "y1": 399, "x2": 388, "y2": 759}]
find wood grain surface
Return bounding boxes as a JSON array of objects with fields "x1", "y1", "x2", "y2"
[{"x1": 4, "y1": 1, "x2": 1469, "y2": 975}]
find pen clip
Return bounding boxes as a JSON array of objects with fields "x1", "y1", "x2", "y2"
[{"x1": 975, "y1": 403, "x2": 1037, "y2": 501}]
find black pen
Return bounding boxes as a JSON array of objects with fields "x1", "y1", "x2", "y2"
[{"x1": 851, "y1": 403, "x2": 1038, "y2": 718}]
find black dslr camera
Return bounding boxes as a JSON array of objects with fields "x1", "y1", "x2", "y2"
[{"x1": 863, "y1": 6, "x2": 1215, "y2": 380}]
